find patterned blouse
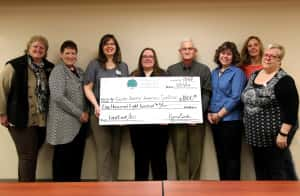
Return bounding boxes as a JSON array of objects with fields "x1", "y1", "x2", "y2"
[{"x1": 241, "y1": 69, "x2": 288, "y2": 147}]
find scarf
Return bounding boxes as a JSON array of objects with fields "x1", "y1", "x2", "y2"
[{"x1": 28, "y1": 56, "x2": 49, "y2": 113}]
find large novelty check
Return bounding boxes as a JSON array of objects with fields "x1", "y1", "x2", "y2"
[{"x1": 99, "y1": 77, "x2": 203, "y2": 125}]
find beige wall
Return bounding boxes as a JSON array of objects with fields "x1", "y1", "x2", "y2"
[{"x1": 0, "y1": 0, "x2": 299, "y2": 180}]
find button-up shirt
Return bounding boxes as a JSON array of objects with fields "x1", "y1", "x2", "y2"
[
  {"x1": 167, "y1": 60, "x2": 212, "y2": 113},
  {"x1": 209, "y1": 65, "x2": 246, "y2": 121}
]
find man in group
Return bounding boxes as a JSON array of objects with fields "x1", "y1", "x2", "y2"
[{"x1": 167, "y1": 38, "x2": 211, "y2": 180}]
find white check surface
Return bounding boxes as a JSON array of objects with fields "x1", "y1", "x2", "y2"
[{"x1": 99, "y1": 77, "x2": 203, "y2": 125}]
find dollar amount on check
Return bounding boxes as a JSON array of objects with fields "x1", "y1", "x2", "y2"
[{"x1": 99, "y1": 77, "x2": 203, "y2": 125}]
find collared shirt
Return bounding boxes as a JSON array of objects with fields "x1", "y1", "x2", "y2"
[
  {"x1": 67, "y1": 65, "x2": 79, "y2": 77},
  {"x1": 27, "y1": 66, "x2": 46, "y2": 126},
  {"x1": 167, "y1": 60, "x2": 211, "y2": 112},
  {"x1": 28, "y1": 56, "x2": 45, "y2": 69},
  {"x1": 209, "y1": 65, "x2": 246, "y2": 121},
  {"x1": 84, "y1": 59, "x2": 129, "y2": 102}
]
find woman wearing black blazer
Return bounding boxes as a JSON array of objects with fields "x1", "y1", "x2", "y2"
[{"x1": 130, "y1": 48, "x2": 169, "y2": 180}]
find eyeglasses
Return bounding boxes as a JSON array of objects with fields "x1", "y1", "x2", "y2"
[
  {"x1": 142, "y1": 55, "x2": 154, "y2": 59},
  {"x1": 263, "y1": 53, "x2": 280, "y2": 60},
  {"x1": 104, "y1": 43, "x2": 116, "y2": 46},
  {"x1": 180, "y1": 47, "x2": 195, "y2": 51}
]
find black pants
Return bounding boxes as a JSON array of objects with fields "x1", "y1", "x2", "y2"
[
  {"x1": 130, "y1": 125, "x2": 169, "y2": 180},
  {"x1": 252, "y1": 146, "x2": 298, "y2": 180},
  {"x1": 52, "y1": 123, "x2": 88, "y2": 182},
  {"x1": 8, "y1": 126, "x2": 45, "y2": 182},
  {"x1": 211, "y1": 120, "x2": 242, "y2": 180}
]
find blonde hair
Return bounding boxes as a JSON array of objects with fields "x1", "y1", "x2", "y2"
[
  {"x1": 24, "y1": 35, "x2": 49, "y2": 57},
  {"x1": 268, "y1": 43, "x2": 285, "y2": 60}
]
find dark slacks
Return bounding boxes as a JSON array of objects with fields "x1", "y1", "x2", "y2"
[
  {"x1": 52, "y1": 123, "x2": 88, "y2": 182},
  {"x1": 211, "y1": 120, "x2": 242, "y2": 180},
  {"x1": 8, "y1": 126, "x2": 45, "y2": 182},
  {"x1": 130, "y1": 125, "x2": 169, "y2": 180},
  {"x1": 252, "y1": 146, "x2": 298, "y2": 180}
]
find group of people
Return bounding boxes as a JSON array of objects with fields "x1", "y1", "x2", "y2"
[{"x1": 0, "y1": 34, "x2": 298, "y2": 182}]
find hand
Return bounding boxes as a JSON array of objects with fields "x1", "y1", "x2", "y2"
[
  {"x1": 276, "y1": 134, "x2": 288, "y2": 149},
  {"x1": 80, "y1": 112, "x2": 89, "y2": 123},
  {"x1": 0, "y1": 114, "x2": 9, "y2": 128},
  {"x1": 207, "y1": 113, "x2": 214, "y2": 124},
  {"x1": 94, "y1": 104, "x2": 100, "y2": 118},
  {"x1": 212, "y1": 113, "x2": 221, "y2": 124},
  {"x1": 208, "y1": 113, "x2": 221, "y2": 124}
]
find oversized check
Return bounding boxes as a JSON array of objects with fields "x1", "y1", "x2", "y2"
[{"x1": 99, "y1": 77, "x2": 203, "y2": 125}]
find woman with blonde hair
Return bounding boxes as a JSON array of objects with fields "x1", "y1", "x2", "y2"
[{"x1": 0, "y1": 35, "x2": 54, "y2": 181}]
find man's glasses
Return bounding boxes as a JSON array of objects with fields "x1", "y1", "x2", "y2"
[{"x1": 180, "y1": 47, "x2": 195, "y2": 51}]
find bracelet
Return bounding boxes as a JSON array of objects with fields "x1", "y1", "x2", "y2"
[{"x1": 279, "y1": 131, "x2": 288, "y2": 137}]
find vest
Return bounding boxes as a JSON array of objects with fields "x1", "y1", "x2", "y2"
[{"x1": 6, "y1": 55, "x2": 54, "y2": 128}]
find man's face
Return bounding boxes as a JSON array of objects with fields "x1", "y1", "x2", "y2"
[{"x1": 179, "y1": 41, "x2": 197, "y2": 61}]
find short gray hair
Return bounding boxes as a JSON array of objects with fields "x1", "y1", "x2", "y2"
[
  {"x1": 268, "y1": 43, "x2": 285, "y2": 60},
  {"x1": 180, "y1": 37, "x2": 195, "y2": 48}
]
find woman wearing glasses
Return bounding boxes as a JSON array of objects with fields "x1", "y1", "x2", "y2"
[
  {"x1": 130, "y1": 48, "x2": 169, "y2": 180},
  {"x1": 242, "y1": 44, "x2": 298, "y2": 180},
  {"x1": 84, "y1": 34, "x2": 129, "y2": 181}
]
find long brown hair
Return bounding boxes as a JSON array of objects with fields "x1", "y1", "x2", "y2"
[
  {"x1": 239, "y1": 36, "x2": 264, "y2": 67},
  {"x1": 97, "y1": 34, "x2": 122, "y2": 69},
  {"x1": 131, "y1": 48, "x2": 165, "y2": 76}
]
